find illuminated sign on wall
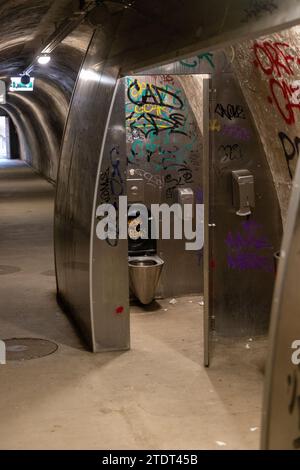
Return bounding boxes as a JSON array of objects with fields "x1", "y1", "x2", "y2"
[
  {"x1": 0, "y1": 81, "x2": 6, "y2": 103},
  {"x1": 9, "y1": 77, "x2": 34, "y2": 92}
]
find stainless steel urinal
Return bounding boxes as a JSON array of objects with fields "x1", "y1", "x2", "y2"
[{"x1": 128, "y1": 255, "x2": 164, "y2": 305}]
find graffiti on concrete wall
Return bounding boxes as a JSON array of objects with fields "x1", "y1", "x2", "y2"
[
  {"x1": 157, "y1": 75, "x2": 175, "y2": 86},
  {"x1": 278, "y1": 131, "x2": 300, "y2": 178},
  {"x1": 225, "y1": 220, "x2": 273, "y2": 272},
  {"x1": 134, "y1": 168, "x2": 163, "y2": 188},
  {"x1": 215, "y1": 103, "x2": 246, "y2": 120},
  {"x1": 164, "y1": 163, "x2": 194, "y2": 199},
  {"x1": 253, "y1": 40, "x2": 300, "y2": 126},
  {"x1": 214, "y1": 100, "x2": 249, "y2": 177},
  {"x1": 180, "y1": 52, "x2": 215, "y2": 69},
  {"x1": 253, "y1": 38, "x2": 300, "y2": 178},
  {"x1": 125, "y1": 76, "x2": 202, "y2": 201},
  {"x1": 218, "y1": 144, "x2": 243, "y2": 165},
  {"x1": 127, "y1": 79, "x2": 186, "y2": 137}
]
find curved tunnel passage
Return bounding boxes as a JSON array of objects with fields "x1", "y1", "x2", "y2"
[{"x1": 0, "y1": 20, "x2": 93, "y2": 182}]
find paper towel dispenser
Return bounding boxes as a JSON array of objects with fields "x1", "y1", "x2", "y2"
[
  {"x1": 176, "y1": 188, "x2": 194, "y2": 220},
  {"x1": 176, "y1": 187, "x2": 194, "y2": 206}
]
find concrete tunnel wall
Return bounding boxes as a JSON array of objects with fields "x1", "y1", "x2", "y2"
[{"x1": 0, "y1": 22, "x2": 93, "y2": 183}]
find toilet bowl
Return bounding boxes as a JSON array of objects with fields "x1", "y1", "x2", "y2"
[{"x1": 128, "y1": 255, "x2": 164, "y2": 305}]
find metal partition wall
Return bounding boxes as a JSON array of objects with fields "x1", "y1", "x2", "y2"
[
  {"x1": 54, "y1": 1, "x2": 300, "y2": 352},
  {"x1": 202, "y1": 77, "x2": 211, "y2": 367},
  {"x1": 91, "y1": 79, "x2": 129, "y2": 352},
  {"x1": 210, "y1": 70, "x2": 282, "y2": 337},
  {"x1": 54, "y1": 24, "x2": 129, "y2": 352},
  {"x1": 262, "y1": 159, "x2": 300, "y2": 449}
]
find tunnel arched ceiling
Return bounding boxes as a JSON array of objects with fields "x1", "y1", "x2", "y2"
[
  {"x1": 1, "y1": 0, "x2": 300, "y2": 87},
  {"x1": 0, "y1": 1, "x2": 94, "y2": 180}
]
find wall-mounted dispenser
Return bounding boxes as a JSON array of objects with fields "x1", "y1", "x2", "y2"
[
  {"x1": 176, "y1": 188, "x2": 194, "y2": 220},
  {"x1": 232, "y1": 170, "x2": 255, "y2": 217}
]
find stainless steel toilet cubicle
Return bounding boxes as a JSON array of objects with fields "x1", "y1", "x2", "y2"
[
  {"x1": 121, "y1": 52, "x2": 283, "y2": 369},
  {"x1": 125, "y1": 73, "x2": 205, "y2": 299},
  {"x1": 54, "y1": 1, "x2": 300, "y2": 353}
]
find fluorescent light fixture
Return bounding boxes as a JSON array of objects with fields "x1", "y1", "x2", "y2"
[
  {"x1": 9, "y1": 77, "x2": 34, "y2": 92},
  {"x1": 37, "y1": 55, "x2": 51, "y2": 65}
]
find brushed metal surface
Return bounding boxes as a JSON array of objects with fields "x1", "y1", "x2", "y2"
[
  {"x1": 91, "y1": 78, "x2": 130, "y2": 352},
  {"x1": 129, "y1": 256, "x2": 164, "y2": 305},
  {"x1": 54, "y1": 22, "x2": 125, "y2": 351},
  {"x1": 202, "y1": 77, "x2": 211, "y2": 367},
  {"x1": 262, "y1": 157, "x2": 300, "y2": 449},
  {"x1": 210, "y1": 69, "x2": 282, "y2": 336}
]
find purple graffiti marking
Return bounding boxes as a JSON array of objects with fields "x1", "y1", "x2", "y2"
[
  {"x1": 221, "y1": 124, "x2": 251, "y2": 141},
  {"x1": 195, "y1": 188, "x2": 204, "y2": 204},
  {"x1": 226, "y1": 220, "x2": 273, "y2": 272}
]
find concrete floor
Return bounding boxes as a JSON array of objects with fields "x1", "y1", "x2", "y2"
[{"x1": 0, "y1": 160, "x2": 265, "y2": 450}]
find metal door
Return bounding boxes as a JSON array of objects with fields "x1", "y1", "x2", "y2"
[
  {"x1": 262, "y1": 157, "x2": 300, "y2": 449},
  {"x1": 203, "y1": 77, "x2": 212, "y2": 367}
]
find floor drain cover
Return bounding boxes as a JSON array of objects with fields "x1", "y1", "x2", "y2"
[
  {"x1": 0, "y1": 265, "x2": 21, "y2": 275},
  {"x1": 4, "y1": 338, "x2": 58, "y2": 361}
]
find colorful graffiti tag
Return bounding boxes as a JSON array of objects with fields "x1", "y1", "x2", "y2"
[
  {"x1": 180, "y1": 52, "x2": 215, "y2": 69},
  {"x1": 253, "y1": 40, "x2": 300, "y2": 125},
  {"x1": 125, "y1": 77, "x2": 200, "y2": 199},
  {"x1": 278, "y1": 131, "x2": 300, "y2": 178}
]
